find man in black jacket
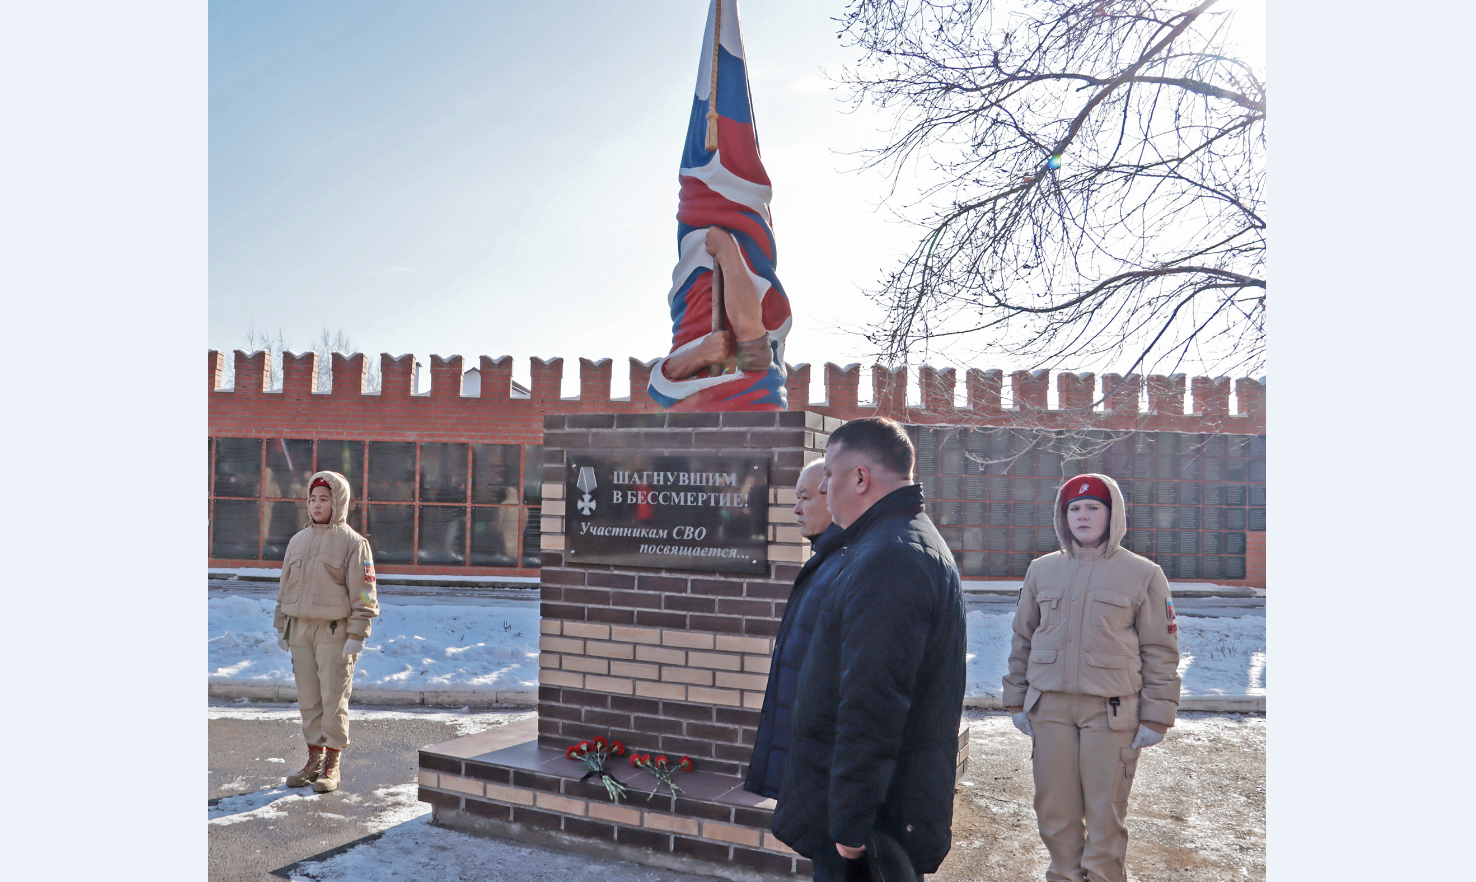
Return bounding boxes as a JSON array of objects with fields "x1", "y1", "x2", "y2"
[
  {"x1": 772, "y1": 418, "x2": 967, "y2": 881},
  {"x1": 747, "y1": 460, "x2": 845, "y2": 799}
]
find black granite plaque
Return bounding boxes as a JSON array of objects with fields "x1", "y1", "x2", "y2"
[
  {"x1": 1202, "y1": 506, "x2": 1223, "y2": 531},
  {"x1": 1037, "y1": 528, "x2": 1058, "y2": 551},
  {"x1": 937, "y1": 500, "x2": 964, "y2": 525},
  {"x1": 1178, "y1": 532, "x2": 1198, "y2": 556},
  {"x1": 1224, "y1": 484, "x2": 1247, "y2": 506},
  {"x1": 1158, "y1": 555, "x2": 1178, "y2": 579},
  {"x1": 564, "y1": 454, "x2": 768, "y2": 573},
  {"x1": 1011, "y1": 529, "x2": 1033, "y2": 552},
  {"x1": 1225, "y1": 459, "x2": 1247, "y2": 481},
  {"x1": 1010, "y1": 553, "x2": 1033, "y2": 576},
  {"x1": 962, "y1": 551, "x2": 985, "y2": 575},
  {"x1": 1249, "y1": 507, "x2": 1266, "y2": 531},
  {"x1": 1249, "y1": 485, "x2": 1266, "y2": 507},
  {"x1": 989, "y1": 477, "x2": 1012, "y2": 501},
  {"x1": 1201, "y1": 555, "x2": 1223, "y2": 579},
  {"x1": 1134, "y1": 455, "x2": 1154, "y2": 479},
  {"x1": 1157, "y1": 481, "x2": 1178, "y2": 506},
  {"x1": 1130, "y1": 531, "x2": 1154, "y2": 554},
  {"x1": 942, "y1": 475, "x2": 965, "y2": 500},
  {"x1": 1179, "y1": 481, "x2": 1200, "y2": 506},
  {"x1": 1178, "y1": 505, "x2": 1199, "y2": 531},
  {"x1": 1202, "y1": 483, "x2": 1224, "y2": 507},
  {"x1": 964, "y1": 527, "x2": 985, "y2": 551},
  {"x1": 1133, "y1": 482, "x2": 1156, "y2": 505},
  {"x1": 1156, "y1": 531, "x2": 1177, "y2": 556},
  {"x1": 988, "y1": 503, "x2": 1012, "y2": 526},
  {"x1": 915, "y1": 428, "x2": 940, "y2": 474},
  {"x1": 1201, "y1": 531, "x2": 1222, "y2": 555},
  {"x1": 1178, "y1": 555, "x2": 1200, "y2": 579},
  {"x1": 1226, "y1": 507, "x2": 1247, "y2": 531},
  {"x1": 1132, "y1": 504, "x2": 1154, "y2": 527},
  {"x1": 965, "y1": 500, "x2": 985, "y2": 524},
  {"x1": 988, "y1": 553, "x2": 1010, "y2": 577},
  {"x1": 1225, "y1": 532, "x2": 1246, "y2": 555},
  {"x1": 988, "y1": 526, "x2": 1009, "y2": 549},
  {"x1": 1013, "y1": 478, "x2": 1036, "y2": 502},
  {"x1": 1155, "y1": 506, "x2": 1177, "y2": 530},
  {"x1": 1225, "y1": 556, "x2": 1246, "y2": 580},
  {"x1": 1250, "y1": 460, "x2": 1266, "y2": 482},
  {"x1": 1012, "y1": 504, "x2": 1037, "y2": 527}
]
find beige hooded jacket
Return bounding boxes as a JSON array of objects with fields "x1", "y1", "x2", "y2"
[
  {"x1": 1001, "y1": 473, "x2": 1181, "y2": 727},
  {"x1": 273, "y1": 470, "x2": 380, "y2": 640}
]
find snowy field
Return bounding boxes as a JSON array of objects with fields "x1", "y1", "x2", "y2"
[{"x1": 209, "y1": 595, "x2": 1264, "y2": 699}]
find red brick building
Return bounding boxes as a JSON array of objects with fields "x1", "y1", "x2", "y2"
[{"x1": 207, "y1": 350, "x2": 1266, "y2": 587}]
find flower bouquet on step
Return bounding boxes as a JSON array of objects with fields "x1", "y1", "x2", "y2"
[
  {"x1": 567, "y1": 736, "x2": 632, "y2": 803},
  {"x1": 630, "y1": 753, "x2": 694, "y2": 799}
]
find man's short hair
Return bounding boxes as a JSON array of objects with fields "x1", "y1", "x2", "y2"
[{"x1": 826, "y1": 417, "x2": 914, "y2": 480}]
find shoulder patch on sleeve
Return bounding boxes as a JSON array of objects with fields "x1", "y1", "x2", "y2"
[
  {"x1": 1166, "y1": 598, "x2": 1177, "y2": 632},
  {"x1": 363, "y1": 561, "x2": 377, "y2": 584}
]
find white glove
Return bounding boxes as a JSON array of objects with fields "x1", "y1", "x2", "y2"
[
  {"x1": 1011, "y1": 711, "x2": 1033, "y2": 737},
  {"x1": 1130, "y1": 724, "x2": 1165, "y2": 749},
  {"x1": 342, "y1": 638, "x2": 364, "y2": 658},
  {"x1": 277, "y1": 632, "x2": 290, "y2": 653}
]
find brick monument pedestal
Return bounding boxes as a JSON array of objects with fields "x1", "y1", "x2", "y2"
[{"x1": 416, "y1": 411, "x2": 969, "y2": 880}]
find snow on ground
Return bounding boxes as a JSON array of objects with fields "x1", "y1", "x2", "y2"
[
  {"x1": 964, "y1": 609, "x2": 1266, "y2": 699},
  {"x1": 211, "y1": 595, "x2": 1264, "y2": 700},
  {"x1": 287, "y1": 814, "x2": 719, "y2": 882},
  {"x1": 206, "y1": 704, "x2": 536, "y2": 737},
  {"x1": 209, "y1": 596, "x2": 540, "y2": 693}
]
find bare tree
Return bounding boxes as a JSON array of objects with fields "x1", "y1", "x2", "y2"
[
  {"x1": 312, "y1": 326, "x2": 381, "y2": 393},
  {"x1": 836, "y1": 0, "x2": 1265, "y2": 380},
  {"x1": 243, "y1": 322, "x2": 288, "y2": 391}
]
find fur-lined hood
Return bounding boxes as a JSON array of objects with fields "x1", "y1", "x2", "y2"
[{"x1": 1053, "y1": 473, "x2": 1128, "y2": 559}]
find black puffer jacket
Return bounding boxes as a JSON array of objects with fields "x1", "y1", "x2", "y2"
[
  {"x1": 746, "y1": 523, "x2": 847, "y2": 799},
  {"x1": 771, "y1": 484, "x2": 967, "y2": 874}
]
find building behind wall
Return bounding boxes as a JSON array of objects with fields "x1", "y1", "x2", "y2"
[{"x1": 207, "y1": 350, "x2": 1266, "y2": 587}]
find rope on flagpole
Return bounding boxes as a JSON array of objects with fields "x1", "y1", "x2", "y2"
[{"x1": 704, "y1": 0, "x2": 722, "y2": 152}]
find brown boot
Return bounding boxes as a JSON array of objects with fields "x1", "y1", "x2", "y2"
[
  {"x1": 312, "y1": 747, "x2": 342, "y2": 793},
  {"x1": 285, "y1": 745, "x2": 324, "y2": 787}
]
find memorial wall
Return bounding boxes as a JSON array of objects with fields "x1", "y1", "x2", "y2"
[{"x1": 208, "y1": 350, "x2": 1267, "y2": 586}]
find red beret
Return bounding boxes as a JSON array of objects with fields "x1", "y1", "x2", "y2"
[
  {"x1": 1060, "y1": 475, "x2": 1111, "y2": 508},
  {"x1": 310, "y1": 477, "x2": 332, "y2": 493}
]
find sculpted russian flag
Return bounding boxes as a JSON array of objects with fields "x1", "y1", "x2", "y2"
[{"x1": 649, "y1": 0, "x2": 792, "y2": 412}]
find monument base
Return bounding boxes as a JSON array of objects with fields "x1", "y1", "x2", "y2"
[{"x1": 416, "y1": 721, "x2": 972, "y2": 881}]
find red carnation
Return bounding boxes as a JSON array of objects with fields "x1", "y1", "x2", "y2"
[
  {"x1": 629, "y1": 752, "x2": 642, "y2": 768},
  {"x1": 610, "y1": 740, "x2": 626, "y2": 756},
  {"x1": 578, "y1": 740, "x2": 591, "y2": 753},
  {"x1": 566, "y1": 744, "x2": 581, "y2": 760},
  {"x1": 593, "y1": 736, "x2": 608, "y2": 751},
  {"x1": 679, "y1": 756, "x2": 694, "y2": 771},
  {"x1": 655, "y1": 754, "x2": 669, "y2": 769}
]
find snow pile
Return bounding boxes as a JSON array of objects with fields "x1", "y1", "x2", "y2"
[
  {"x1": 209, "y1": 596, "x2": 540, "y2": 693},
  {"x1": 212, "y1": 595, "x2": 1264, "y2": 699},
  {"x1": 963, "y1": 609, "x2": 1265, "y2": 699}
]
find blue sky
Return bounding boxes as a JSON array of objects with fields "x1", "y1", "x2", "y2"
[
  {"x1": 209, "y1": 0, "x2": 1265, "y2": 397},
  {"x1": 210, "y1": 0, "x2": 918, "y2": 395}
]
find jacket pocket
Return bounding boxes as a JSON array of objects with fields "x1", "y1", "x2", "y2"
[
  {"x1": 1035, "y1": 589, "x2": 1067, "y2": 628},
  {"x1": 280, "y1": 553, "x2": 306, "y2": 604},
  {"x1": 1105, "y1": 693, "x2": 1139, "y2": 731},
  {"x1": 1086, "y1": 589, "x2": 1136, "y2": 630},
  {"x1": 1028, "y1": 649, "x2": 1058, "y2": 664},
  {"x1": 1084, "y1": 651, "x2": 1131, "y2": 669}
]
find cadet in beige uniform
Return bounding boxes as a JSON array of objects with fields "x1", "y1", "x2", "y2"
[
  {"x1": 273, "y1": 471, "x2": 380, "y2": 792},
  {"x1": 1003, "y1": 474, "x2": 1180, "y2": 882}
]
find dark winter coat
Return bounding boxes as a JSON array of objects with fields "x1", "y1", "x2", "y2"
[
  {"x1": 771, "y1": 484, "x2": 967, "y2": 875},
  {"x1": 746, "y1": 522, "x2": 847, "y2": 799}
]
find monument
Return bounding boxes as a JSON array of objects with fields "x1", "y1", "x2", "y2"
[{"x1": 413, "y1": 4, "x2": 966, "y2": 878}]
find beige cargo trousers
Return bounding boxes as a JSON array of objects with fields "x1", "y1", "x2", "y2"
[
  {"x1": 1029, "y1": 691, "x2": 1141, "y2": 882},
  {"x1": 286, "y1": 617, "x2": 357, "y2": 750}
]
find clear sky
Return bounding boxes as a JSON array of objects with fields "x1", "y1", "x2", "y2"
[
  {"x1": 210, "y1": 0, "x2": 1265, "y2": 399},
  {"x1": 209, "y1": 0, "x2": 921, "y2": 396}
]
